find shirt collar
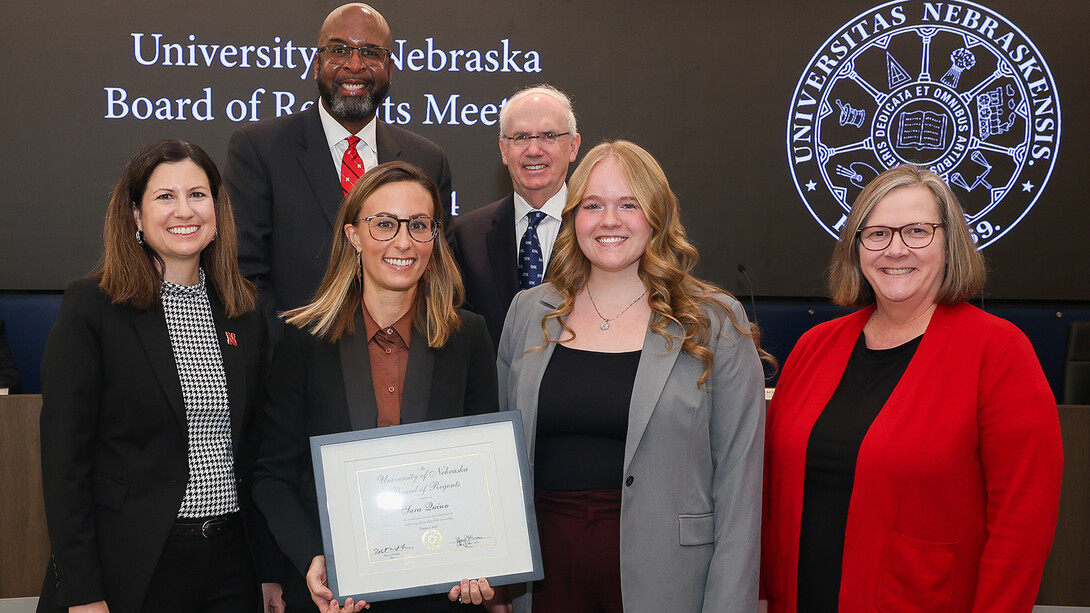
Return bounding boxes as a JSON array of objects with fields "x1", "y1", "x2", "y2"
[
  {"x1": 362, "y1": 303, "x2": 415, "y2": 345},
  {"x1": 513, "y1": 184, "x2": 568, "y2": 223},
  {"x1": 318, "y1": 100, "x2": 378, "y2": 152}
]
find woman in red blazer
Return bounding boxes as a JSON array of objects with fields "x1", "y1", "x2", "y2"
[{"x1": 761, "y1": 164, "x2": 1062, "y2": 613}]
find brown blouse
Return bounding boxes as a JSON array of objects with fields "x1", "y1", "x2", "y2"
[{"x1": 362, "y1": 306, "x2": 413, "y2": 428}]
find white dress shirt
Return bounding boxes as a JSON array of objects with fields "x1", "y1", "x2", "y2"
[
  {"x1": 513, "y1": 185, "x2": 567, "y2": 274},
  {"x1": 318, "y1": 100, "x2": 379, "y2": 175}
]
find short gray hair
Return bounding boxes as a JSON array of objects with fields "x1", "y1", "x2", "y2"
[{"x1": 498, "y1": 84, "x2": 577, "y2": 138}]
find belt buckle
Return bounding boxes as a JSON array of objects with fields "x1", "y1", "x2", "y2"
[{"x1": 201, "y1": 516, "x2": 225, "y2": 538}]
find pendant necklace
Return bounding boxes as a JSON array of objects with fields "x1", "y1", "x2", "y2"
[{"x1": 586, "y1": 284, "x2": 647, "y2": 331}]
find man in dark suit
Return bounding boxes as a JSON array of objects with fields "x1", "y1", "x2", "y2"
[
  {"x1": 452, "y1": 85, "x2": 580, "y2": 347},
  {"x1": 224, "y1": 3, "x2": 452, "y2": 339}
]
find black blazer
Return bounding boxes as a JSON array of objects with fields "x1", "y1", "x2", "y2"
[
  {"x1": 224, "y1": 107, "x2": 454, "y2": 329},
  {"x1": 451, "y1": 195, "x2": 519, "y2": 349},
  {"x1": 38, "y1": 277, "x2": 275, "y2": 613},
  {"x1": 252, "y1": 308, "x2": 498, "y2": 611}
]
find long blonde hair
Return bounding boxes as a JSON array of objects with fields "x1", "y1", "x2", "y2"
[
  {"x1": 284, "y1": 162, "x2": 464, "y2": 347},
  {"x1": 544, "y1": 140, "x2": 774, "y2": 385}
]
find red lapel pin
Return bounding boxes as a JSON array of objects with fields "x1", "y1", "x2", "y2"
[{"x1": 225, "y1": 331, "x2": 238, "y2": 346}]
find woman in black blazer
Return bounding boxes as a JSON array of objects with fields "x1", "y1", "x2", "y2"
[
  {"x1": 252, "y1": 162, "x2": 501, "y2": 613},
  {"x1": 38, "y1": 140, "x2": 280, "y2": 613}
]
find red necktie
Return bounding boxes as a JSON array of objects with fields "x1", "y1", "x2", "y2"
[{"x1": 341, "y1": 135, "x2": 365, "y2": 196}]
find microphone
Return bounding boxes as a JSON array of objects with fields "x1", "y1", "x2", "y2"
[{"x1": 737, "y1": 264, "x2": 758, "y2": 324}]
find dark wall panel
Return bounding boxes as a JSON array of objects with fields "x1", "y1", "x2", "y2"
[{"x1": 2, "y1": 1, "x2": 1086, "y2": 299}]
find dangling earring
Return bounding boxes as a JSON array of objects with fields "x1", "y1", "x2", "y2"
[
  {"x1": 210, "y1": 228, "x2": 218, "y2": 242},
  {"x1": 356, "y1": 251, "x2": 363, "y2": 288},
  {"x1": 136, "y1": 230, "x2": 145, "y2": 245},
  {"x1": 424, "y1": 264, "x2": 431, "y2": 284}
]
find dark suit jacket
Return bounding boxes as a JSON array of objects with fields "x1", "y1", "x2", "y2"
[
  {"x1": 38, "y1": 277, "x2": 275, "y2": 613},
  {"x1": 451, "y1": 195, "x2": 519, "y2": 348},
  {"x1": 252, "y1": 309, "x2": 498, "y2": 611},
  {"x1": 224, "y1": 106, "x2": 453, "y2": 330}
]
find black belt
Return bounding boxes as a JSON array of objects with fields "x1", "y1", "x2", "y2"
[{"x1": 171, "y1": 513, "x2": 241, "y2": 538}]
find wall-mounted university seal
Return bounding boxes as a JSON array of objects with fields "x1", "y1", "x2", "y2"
[{"x1": 787, "y1": 0, "x2": 1060, "y2": 248}]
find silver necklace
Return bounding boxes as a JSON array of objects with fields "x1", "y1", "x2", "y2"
[{"x1": 586, "y1": 284, "x2": 646, "y2": 331}]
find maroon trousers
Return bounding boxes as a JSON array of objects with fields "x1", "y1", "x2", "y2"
[{"x1": 532, "y1": 489, "x2": 623, "y2": 613}]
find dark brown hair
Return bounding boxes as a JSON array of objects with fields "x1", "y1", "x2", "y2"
[{"x1": 98, "y1": 139, "x2": 256, "y2": 316}]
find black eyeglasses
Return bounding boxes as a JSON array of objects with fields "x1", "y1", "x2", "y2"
[
  {"x1": 857, "y1": 223, "x2": 945, "y2": 251},
  {"x1": 500, "y1": 131, "x2": 571, "y2": 148},
  {"x1": 319, "y1": 44, "x2": 391, "y2": 66},
  {"x1": 353, "y1": 215, "x2": 440, "y2": 242}
]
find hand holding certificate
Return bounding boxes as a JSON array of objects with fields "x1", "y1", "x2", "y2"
[
  {"x1": 306, "y1": 555, "x2": 370, "y2": 612},
  {"x1": 310, "y1": 413, "x2": 542, "y2": 604}
]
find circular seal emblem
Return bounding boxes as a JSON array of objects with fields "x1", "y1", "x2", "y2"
[
  {"x1": 787, "y1": 0, "x2": 1060, "y2": 248},
  {"x1": 422, "y1": 528, "x2": 443, "y2": 550}
]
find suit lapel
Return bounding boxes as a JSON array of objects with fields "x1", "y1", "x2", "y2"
[
  {"x1": 517, "y1": 290, "x2": 563, "y2": 468},
  {"x1": 133, "y1": 309, "x2": 187, "y2": 431},
  {"x1": 207, "y1": 290, "x2": 246, "y2": 445},
  {"x1": 624, "y1": 324, "x2": 682, "y2": 473},
  {"x1": 400, "y1": 327, "x2": 434, "y2": 424},
  {"x1": 339, "y1": 310, "x2": 379, "y2": 430},
  {"x1": 298, "y1": 107, "x2": 345, "y2": 228},
  {"x1": 375, "y1": 121, "x2": 402, "y2": 164},
  {"x1": 487, "y1": 195, "x2": 520, "y2": 304}
]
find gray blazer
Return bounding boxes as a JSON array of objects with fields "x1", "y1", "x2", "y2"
[{"x1": 497, "y1": 284, "x2": 765, "y2": 613}]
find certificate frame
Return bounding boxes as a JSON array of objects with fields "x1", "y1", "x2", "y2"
[{"x1": 310, "y1": 412, "x2": 543, "y2": 603}]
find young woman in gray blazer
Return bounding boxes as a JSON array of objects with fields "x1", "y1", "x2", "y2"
[{"x1": 497, "y1": 141, "x2": 772, "y2": 613}]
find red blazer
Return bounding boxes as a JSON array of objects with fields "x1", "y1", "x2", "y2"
[{"x1": 762, "y1": 302, "x2": 1062, "y2": 613}]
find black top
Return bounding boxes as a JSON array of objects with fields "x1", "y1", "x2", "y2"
[
  {"x1": 535, "y1": 344, "x2": 640, "y2": 491},
  {"x1": 796, "y1": 332, "x2": 922, "y2": 612}
]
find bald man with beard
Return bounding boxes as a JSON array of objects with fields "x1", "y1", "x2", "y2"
[{"x1": 224, "y1": 3, "x2": 453, "y2": 346}]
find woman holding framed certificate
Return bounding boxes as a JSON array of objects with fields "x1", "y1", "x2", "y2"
[
  {"x1": 252, "y1": 162, "x2": 502, "y2": 613},
  {"x1": 497, "y1": 140, "x2": 771, "y2": 612}
]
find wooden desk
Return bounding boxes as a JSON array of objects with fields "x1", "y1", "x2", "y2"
[
  {"x1": 1039, "y1": 405, "x2": 1090, "y2": 606},
  {"x1": 0, "y1": 395, "x2": 48, "y2": 598}
]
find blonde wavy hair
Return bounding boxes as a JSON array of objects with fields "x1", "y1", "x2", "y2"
[
  {"x1": 544, "y1": 140, "x2": 774, "y2": 385},
  {"x1": 284, "y1": 162, "x2": 464, "y2": 347}
]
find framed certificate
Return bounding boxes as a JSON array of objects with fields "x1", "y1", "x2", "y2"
[{"x1": 310, "y1": 412, "x2": 543, "y2": 603}]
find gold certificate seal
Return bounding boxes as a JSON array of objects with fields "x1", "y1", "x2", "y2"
[{"x1": 422, "y1": 529, "x2": 443, "y2": 550}]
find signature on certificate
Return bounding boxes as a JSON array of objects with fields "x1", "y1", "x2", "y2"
[
  {"x1": 372, "y1": 543, "x2": 412, "y2": 555},
  {"x1": 455, "y1": 534, "x2": 487, "y2": 549}
]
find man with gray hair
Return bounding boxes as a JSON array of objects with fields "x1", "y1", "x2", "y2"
[{"x1": 452, "y1": 84, "x2": 581, "y2": 346}]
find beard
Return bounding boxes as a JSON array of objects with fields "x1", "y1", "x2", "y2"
[{"x1": 318, "y1": 77, "x2": 390, "y2": 123}]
